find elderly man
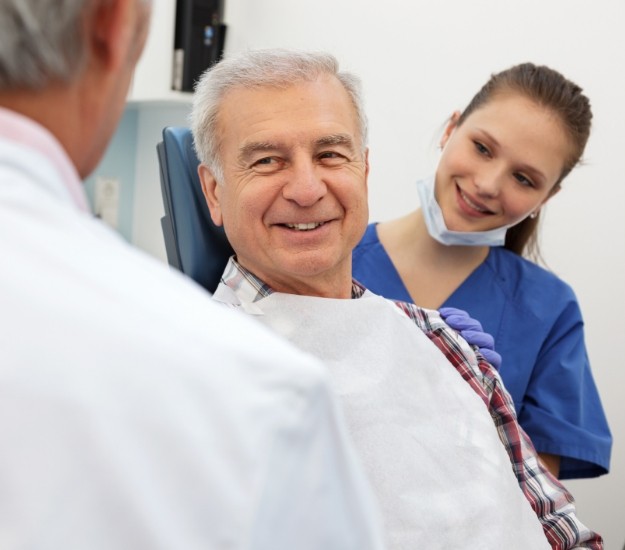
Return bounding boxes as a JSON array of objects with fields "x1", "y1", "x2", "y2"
[
  {"x1": 192, "y1": 49, "x2": 603, "y2": 550},
  {"x1": 0, "y1": 4, "x2": 386, "y2": 549}
]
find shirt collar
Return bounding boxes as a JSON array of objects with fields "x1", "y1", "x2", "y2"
[
  {"x1": 221, "y1": 256, "x2": 366, "y2": 301},
  {"x1": 0, "y1": 107, "x2": 89, "y2": 213}
]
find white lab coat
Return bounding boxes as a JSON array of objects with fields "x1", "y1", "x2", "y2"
[{"x1": 0, "y1": 118, "x2": 385, "y2": 550}]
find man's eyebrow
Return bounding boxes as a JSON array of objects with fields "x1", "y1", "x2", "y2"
[
  {"x1": 238, "y1": 141, "x2": 281, "y2": 163},
  {"x1": 237, "y1": 134, "x2": 357, "y2": 163},
  {"x1": 315, "y1": 133, "x2": 356, "y2": 149}
]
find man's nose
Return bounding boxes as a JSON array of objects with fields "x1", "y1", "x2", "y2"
[{"x1": 281, "y1": 160, "x2": 327, "y2": 206}]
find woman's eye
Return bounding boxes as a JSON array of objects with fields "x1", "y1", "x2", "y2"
[
  {"x1": 473, "y1": 141, "x2": 490, "y2": 156},
  {"x1": 514, "y1": 173, "x2": 535, "y2": 187}
]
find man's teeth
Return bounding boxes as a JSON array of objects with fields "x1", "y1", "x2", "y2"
[
  {"x1": 285, "y1": 222, "x2": 324, "y2": 231},
  {"x1": 460, "y1": 191, "x2": 490, "y2": 213}
]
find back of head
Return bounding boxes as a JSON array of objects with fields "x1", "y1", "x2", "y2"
[
  {"x1": 457, "y1": 62, "x2": 593, "y2": 257},
  {"x1": 190, "y1": 48, "x2": 368, "y2": 183},
  {"x1": 0, "y1": 0, "x2": 89, "y2": 90}
]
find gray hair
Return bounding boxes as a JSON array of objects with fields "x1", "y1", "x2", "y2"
[
  {"x1": 0, "y1": 0, "x2": 150, "y2": 90},
  {"x1": 190, "y1": 48, "x2": 368, "y2": 183},
  {"x1": 0, "y1": 0, "x2": 91, "y2": 89}
]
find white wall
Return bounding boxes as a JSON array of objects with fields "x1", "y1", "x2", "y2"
[{"x1": 221, "y1": 0, "x2": 624, "y2": 546}]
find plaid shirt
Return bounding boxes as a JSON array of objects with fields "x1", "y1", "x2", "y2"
[{"x1": 219, "y1": 257, "x2": 603, "y2": 550}]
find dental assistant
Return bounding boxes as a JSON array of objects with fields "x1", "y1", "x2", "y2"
[{"x1": 353, "y1": 62, "x2": 611, "y2": 479}]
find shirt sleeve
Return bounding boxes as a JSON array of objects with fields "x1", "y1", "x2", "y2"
[
  {"x1": 518, "y1": 297, "x2": 611, "y2": 479},
  {"x1": 394, "y1": 300, "x2": 604, "y2": 550}
]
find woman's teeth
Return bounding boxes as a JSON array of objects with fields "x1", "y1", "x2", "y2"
[{"x1": 460, "y1": 190, "x2": 490, "y2": 213}]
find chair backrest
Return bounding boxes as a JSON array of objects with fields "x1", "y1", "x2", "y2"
[{"x1": 157, "y1": 126, "x2": 233, "y2": 293}]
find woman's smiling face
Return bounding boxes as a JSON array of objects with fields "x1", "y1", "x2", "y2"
[{"x1": 435, "y1": 93, "x2": 573, "y2": 232}]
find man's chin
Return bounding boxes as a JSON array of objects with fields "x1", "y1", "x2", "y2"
[{"x1": 261, "y1": 256, "x2": 352, "y2": 297}]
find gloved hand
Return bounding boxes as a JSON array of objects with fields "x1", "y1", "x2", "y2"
[{"x1": 439, "y1": 306, "x2": 502, "y2": 370}]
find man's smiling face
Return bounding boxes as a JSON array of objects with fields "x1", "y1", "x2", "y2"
[{"x1": 200, "y1": 74, "x2": 369, "y2": 297}]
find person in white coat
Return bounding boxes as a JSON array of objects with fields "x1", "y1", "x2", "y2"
[{"x1": 0, "y1": 2, "x2": 385, "y2": 549}]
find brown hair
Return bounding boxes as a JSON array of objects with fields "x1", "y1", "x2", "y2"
[{"x1": 457, "y1": 62, "x2": 592, "y2": 259}]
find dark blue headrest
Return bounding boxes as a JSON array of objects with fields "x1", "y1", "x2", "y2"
[{"x1": 158, "y1": 126, "x2": 233, "y2": 293}]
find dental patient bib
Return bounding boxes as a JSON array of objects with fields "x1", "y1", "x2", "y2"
[{"x1": 213, "y1": 286, "x2": 549, "y2": 549}]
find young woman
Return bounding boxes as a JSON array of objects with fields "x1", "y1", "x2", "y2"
[{"x1": 353, "y1": 63, "x2": 611, "y2": 479}]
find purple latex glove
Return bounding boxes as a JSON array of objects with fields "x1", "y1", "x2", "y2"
[{"x1": 439, "y1": 306, "x2": 502, "y2": 370}]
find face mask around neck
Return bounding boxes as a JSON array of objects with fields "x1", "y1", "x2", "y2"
[{"x1": 416, "y1": 176, "x2": 515, "y2": 247}]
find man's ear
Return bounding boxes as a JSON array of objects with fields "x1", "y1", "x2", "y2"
[
  {"x1": 88, "y1": 0, "x2": 140, "y2": 72},
  {"x1": 440, "y1": 110, "x2": 461, "y2": 149},
  {"x1": 198, "y1": 164, "x2": 224, "y2": 226}
]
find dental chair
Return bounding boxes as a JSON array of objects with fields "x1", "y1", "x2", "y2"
[{"x1": 157, "y1": 126, "x2": 233, "y2": 293}]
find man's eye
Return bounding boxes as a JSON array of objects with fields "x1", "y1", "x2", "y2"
[
  {"x1": 319, "y1": 151, "x2": 346, "y2": 164},
  {"x1": 252, "y1": 157, "x2": 282, "y2": 172}
]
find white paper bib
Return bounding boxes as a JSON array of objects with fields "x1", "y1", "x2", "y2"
[{"x1": 213, "y1": 285, "x2": 549, "y2": 549}]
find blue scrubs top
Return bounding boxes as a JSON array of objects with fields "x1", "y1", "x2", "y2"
[{"x1": 353, "y1": 223, "x2": 612, "y2": 479}]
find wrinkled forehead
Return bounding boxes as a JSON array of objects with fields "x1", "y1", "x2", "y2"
[{"x1": 215, "y1": 77, "x2": 363, "y2": 152}]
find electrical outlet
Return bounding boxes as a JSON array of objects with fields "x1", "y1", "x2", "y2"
[{"x1": 94, "y1": 176, "x2": 120, "y2": 229}]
